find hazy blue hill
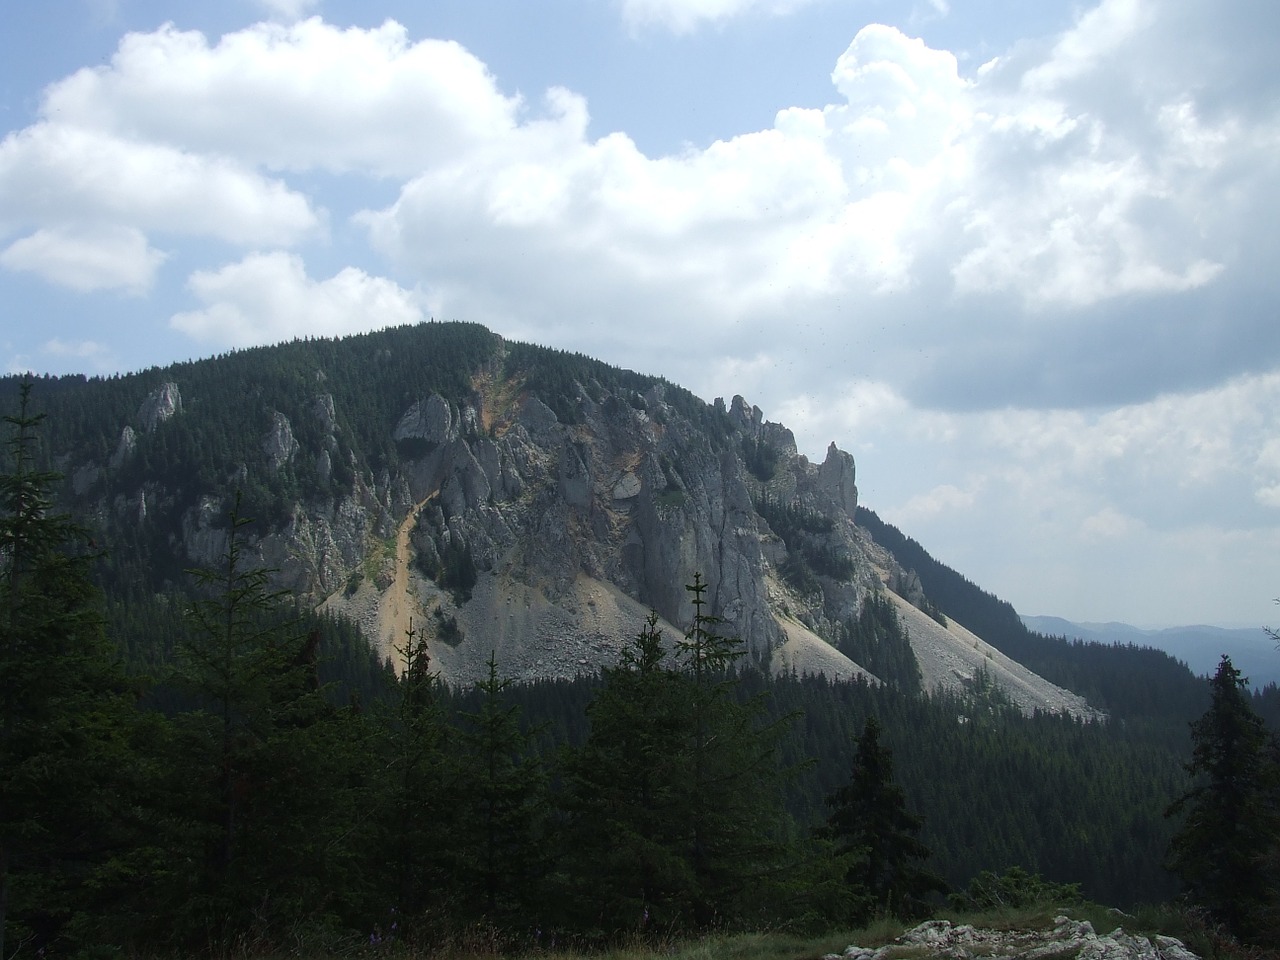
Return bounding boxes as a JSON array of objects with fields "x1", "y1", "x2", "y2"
[{"x1": 1021, "y1": 615, "x2": 1279, "y2": 689}]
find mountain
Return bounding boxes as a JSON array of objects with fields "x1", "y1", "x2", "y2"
[
  {"x1": 5, "y1": 321, "x2": 1225, "y2": 927},
  {"x1": 6, "y1": 322, "x2": 1091, "y2": 714},
  {"x1": 1022, "y1": 615, "x2": 1280, "y2": 690}
]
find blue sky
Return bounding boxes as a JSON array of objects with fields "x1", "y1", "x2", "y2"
[{"x1": 3, "y1": 0, "x2": 1279, "y2": 630}]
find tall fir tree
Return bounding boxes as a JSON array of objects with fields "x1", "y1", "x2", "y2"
[
  {"x1": 557, "y1": 614, "x2": 696, "y2": 935},
  {"x1": 821, "y1": 716, "x2": 945, "y2": 921},
  {"x1": 376, "y1": 620, "x2": 458, "y2": 943},
  {"x1": 452, "y1": 652, "x2": 550, "y2": 927},
  {"x1": 0, "y1": 383, "x2": 138, "y2": 956},
  {"x1": 674, "y1": 574, "x2": 796, "y2": 929},
  {"x1": 166, "y1": 492, "x2": 336, "y2": 943},
  {"x1": 1166, "y1": 655, "x2": 1280, "y2": 942}
]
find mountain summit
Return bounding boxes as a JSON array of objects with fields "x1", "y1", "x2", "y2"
[{"x1": 10, "y1": 322, "x2": 1089, "y2": 714}]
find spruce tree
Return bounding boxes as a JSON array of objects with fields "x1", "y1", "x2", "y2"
[
  {"x1": 1166, "y1": 655, "x2": 1280, "y2": 941},
  {"x1": 0, "y1": 383, "x2": 137, "y2": 956},
  {"x1": 452, "y1": 652, "x2": 549, "y2": 927},
  {"x1": 378, "y1": 620, "x2": 458, "y2": 941},
  {"x1": 674, "y1": 574, "x2": 794, "y2": 929},
  {"x1": 167, "y1": 492, "x2": 334, "y2": 942},
  {"x1": 557, "y1": 615, "x2": 695, "y2": 935},
  {"x1": 821, "y1": 716, "x2": 945, "y2": 921}
]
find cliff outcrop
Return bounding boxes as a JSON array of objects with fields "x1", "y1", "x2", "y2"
[{"x1": 48, "y1": 325, "x2": 1095, "y2": 714}]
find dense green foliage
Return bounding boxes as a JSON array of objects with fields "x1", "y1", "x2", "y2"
[
  {"x1": 759, "y1": 672, "x2": 1188, "y2": 909},
  {"x1": 1166, "y1": 656, "x2": 1280, "y2": 942},
  {"x1": 834, "y1": 591, "x2": 922, "y2": 693},
  {"x1": 556, "y1": 603, "x2": 795, "y2": 935},
  {"x1": 948, "y1": 866, "x2": 1081, "y2": 911},
  {"x1": 755, "y1": 495, "x2": 856, "y2": 590},
  {"x1": 819, "y1": 717, "x2": 945, "y2": 920},
  {"x1": 741, "y1": 437, "x2": 781, "y2": 482},
  {"x1": 1253, "y1": 681, "x2": 1280, "y2": 733},
  {"x1": 0, "y1": 385, "x2": 151, "y2": 959}
]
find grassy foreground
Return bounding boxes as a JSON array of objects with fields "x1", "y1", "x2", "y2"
[{"x1": 181, "y1": 901, "x2": 1276, "y2": 960}]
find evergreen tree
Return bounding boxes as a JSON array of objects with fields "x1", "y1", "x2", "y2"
[
  {"x1": 0, "y1": 383, "x2": 137, "y2": 956},
  {"x1": 1166, "y1": 655, "x2": 1280, "y2": 941},
  {"x1": 452, "y1": 652, "x2": 550, "y2": 927},
  {"x1": 557, "y1": 615, "x2": 696, "y2": 935},
  {"x1": 821, "y1": 716, "x2": 945, "y2": 921},
  {"x1": 838, "y1": 592, "x2": 922, "y2": 694},
  {"x1": 674, "y1": 574, "x2": 795, "y2": 929},
  {"x1": 559, "y1": 582, "x2": 796, "y2": 935},
  {"x1": 166, "y1": 492, "x2": 336, "y2": 942},
  {"x1": 377, "y1": 620, "x2": 458, "y2": 942}
]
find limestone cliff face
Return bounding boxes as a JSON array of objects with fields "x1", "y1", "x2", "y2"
[
  {"x1": 309, "y1": 375, "x2": 930, "y2": 692},
  {"x1": 376, "y1": 381, "x2": 879, "y2": 673},
  {"x1": 53, "y1": 339, "x2": 1091, "y2": 714}
]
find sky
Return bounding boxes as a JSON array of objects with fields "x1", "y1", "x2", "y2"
[{"x1": 2, "y1": 0, "x2": 1278, "y2": 630}]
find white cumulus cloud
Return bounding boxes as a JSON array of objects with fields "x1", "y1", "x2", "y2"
[
  {"x1": 620, "y1": 0, "x2": 821, "y2": 34},
  {"x1": 0, "y1": 225, "x2": 165, "y2": 295},
  {"x1": 0, "y1": 124, "x2": 320, "y2": 248},
  {"x1": 39, "y1": 19, "x2": 522, "y2": 178},
  {"x1": 170, "y1": 252, "x2": 424, "y2": 348}
]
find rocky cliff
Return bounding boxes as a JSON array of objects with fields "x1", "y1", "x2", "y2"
[{"x1": 41, "y1": 324, "x2": 1094, "y2": 715}]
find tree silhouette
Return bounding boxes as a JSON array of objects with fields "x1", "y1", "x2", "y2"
[
  {"x1": 821, "y1": 716, "x2": 945, "y2": 920},
  {"x1": 0, "y1": 383, "x2": 135, "y2": 956},
  {"x1": 1166, "y1": 655, "x2": 1280, "y2": 941}
]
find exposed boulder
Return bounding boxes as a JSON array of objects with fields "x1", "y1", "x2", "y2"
[
  {"x1": 313, "y1": 392, "x2": 339, "y2": 450},
  {"x1": 829, "y1": 917, "x2": 1200, "y2": 960},
  {"x1": 818, "y1": 441, "x2": 858, "y2": 516},
  {"x1": 394, "y1": 395, "x2": 455, "y2": 444},
  {"x1": 182, "y1": 495, "x2": 229, "y2": 569}
]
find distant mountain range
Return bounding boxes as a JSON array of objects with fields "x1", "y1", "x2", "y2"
[{"x1": 1021, "y1": 616, "x2": 1279, "y2": 689}]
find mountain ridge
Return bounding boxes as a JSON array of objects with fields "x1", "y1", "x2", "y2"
[
  {"x1": 1021, "y1": 615, "x2": 1280, "y2": 690},
  {"x1": 3, "y1": 322, "x2": 1109, "y2": 714}
]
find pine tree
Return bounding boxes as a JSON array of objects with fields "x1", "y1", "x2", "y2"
[
  {"x1": 821, "y1": 716, "x2": 945, "y2": 921},
  {"x1": 1166, "y1": 655, "x2": 1280, "y2": 941}
]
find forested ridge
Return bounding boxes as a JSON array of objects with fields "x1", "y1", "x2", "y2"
[
  {"x1": 0, "y1": 322, "x2": 726, "y2": 600},
  {"x1": 855, "y1": 506, "x2": 1211, "y2": 723},
  {"x1": 3, "y1": 325, "x2": 1279, "y2": 955}
]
